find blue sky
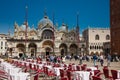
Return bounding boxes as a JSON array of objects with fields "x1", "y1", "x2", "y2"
[{"x1": 0, "y1": 0, "x2": 110, "y2": 34}]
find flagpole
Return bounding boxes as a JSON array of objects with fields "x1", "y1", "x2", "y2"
[
  {"x1": 25, "y1": 6, "x2": 28, "y2": 59},
  {"x1": 52, "y1": 12, "x2": 55, "y2": 53}
]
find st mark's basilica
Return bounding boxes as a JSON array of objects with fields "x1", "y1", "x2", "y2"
[{"x1": 7, "y1": 14, "x2": 80, "y2": 57}]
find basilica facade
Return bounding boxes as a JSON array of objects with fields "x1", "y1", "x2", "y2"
[{"x1": 7, "y1": 15, "x2": 80, "y2": 57}]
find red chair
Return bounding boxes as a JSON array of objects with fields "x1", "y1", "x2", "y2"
[
  {"x1": 86, "y1": 68, "x2": 92, "y2": 71},
  {"x1": 61, "y1": 77, "x2": 68, "y2": 80},
  {"x1": 103, "y1": 68, "x2": 112, "y2": 80},
  {"x1": 111, "y1": 70, "x2": 120, "y2": 80},
  {"x1": 103, "y1": 66, "x2": 108, "y2": 69},
  {"x1": 66, "y1": 70, "x2": 72, "y2": 80},
  {"x1": 92, "y1": 76, "x2": 102, "y2": 80},
  {"x1": 83, "y1": 64, "x2": 87, "y2": 67},
  {"x1": 76, "y1": 65, "x2": 81, "y2": 71},
  {"x1": 29, "y1": 69, "x2": 43, "y2": 80},
  {"x1": 29, "y1": 66, "x2": 44, "y2": 80},
  {"x1": 81, "y1": 65, "x2": 86, "y2": 71},
  {"x1": 94, "y1": 70, "x2": 103, "y2": 77},
  {"x1": 23, "y1": 63, "x2": 30, "y2": 72},
  {"x1": 63, "y1": 64, "x2": 67, "y2": 67},
  {"x1": 43, "y1": 66, "x2": 56, "y2": 79},
  {"x1": 60, "y1": 69, "x2": 66, "y2": 78}
]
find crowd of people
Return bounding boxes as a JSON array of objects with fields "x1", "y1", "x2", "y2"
[
  {"x1": 37, "y1": 53, "x2": 120, "y2": 68},
  {"x1": 1, "y1": 51, "x2": 120, "y2": 68}
]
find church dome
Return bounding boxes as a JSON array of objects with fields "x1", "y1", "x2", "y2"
[
  {"x1": 60, "y1": 23, "x2": 67, "y2": 31},
  {"x1": 38, "y1": 16, "x2": 53, "y2": 29},
  {"x1": 20, "y1": 23, "x2": 30, "y2": 31}
]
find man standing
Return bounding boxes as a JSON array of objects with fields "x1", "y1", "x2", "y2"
[
  {"x1": 79, "y1": 54, "x2": 82, "y2": 65},
  {"x1": 93, "y1": 54, "x2": 97, "y2": 66},
  {"x1": 107, "y1": 54, "x2": 111, "y2": 67},
  {"x1": 100, "y1": 54, "x2": 104, "y2": 66}
]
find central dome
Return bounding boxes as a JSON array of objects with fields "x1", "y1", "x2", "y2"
[{"x1": 38, "y1": 16, "x2": 53, "y2": 29}]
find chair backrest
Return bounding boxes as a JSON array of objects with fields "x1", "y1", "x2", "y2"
[
  {"x1": 87, "y1": 68, "x2": 92, "y2": 72},
  {"x1": 94, "y1": 70, "x2": 101, "y2": 77},
  {"x1": 66, "y1": 70, "x2": 72, "y2": 80},
  {"x1": 60, "y1": 69, "x2": 65, "y2": 77},
  {"x1": 92, "y1": 76, "x2": 102, "y2": 80},
  {"x1": 81, "y1": 66, "x2": 86, "y2": 71},
  {"x1": 111, "y1": 70, "x2": 118, "y2": 79},
  {"x1": 103, "y1": 68, "x2": 109, "y2": 78},
  {"x1": 76, "y1": 65, "x2": 81, "y2": 71},
  {"x1": 34, "y1": 64, "x2": 37, "y2": 70},
  {"x1": 29, "y1": 63, "x2": 32, "y2": 69},
  {"x1": 61, "y1": 77, "x2": 68, "y2": 80},
  {"x1": 43, "y1": 66, "x2": 47, "y2": 74},
  {"x1": 103, "y1": 66, "x2": 108, "y2": 69},
  {"x1": 83, "y1": 64, "x2": 87, "y2": 67}
]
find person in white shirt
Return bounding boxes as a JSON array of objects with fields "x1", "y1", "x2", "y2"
[
  {"x1": 62, "y1": 56, "x2": 66, "y2": 63},
  {"x1": 100, "y1": 54, "x2": 104, "y2": 66}
]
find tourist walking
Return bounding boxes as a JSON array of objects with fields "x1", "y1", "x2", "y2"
[
  {"x1": 93, "y1": 54, "x2": 97, "y2": 66},
  {"x1": 107, "y1": 54, "x2": 111, "y2": 67},
  {"x1": 100, "y1": 54, "x2": 104, "y2": 66},
  {"x1": 79, "y1": 54, "x2": 83, "y2": 65}
]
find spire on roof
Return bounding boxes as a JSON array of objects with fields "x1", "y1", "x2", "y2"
[{"x1": 44, "y1": 8, "x2": 48, "y2": 18}]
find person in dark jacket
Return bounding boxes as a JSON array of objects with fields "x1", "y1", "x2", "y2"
[{"x1": 93, "y1": 54, "x2": 97, "y2": 66}]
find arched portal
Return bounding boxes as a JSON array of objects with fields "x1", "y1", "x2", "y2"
[
  {"x1": 69, "y1": 44, "x2": 78, "y2": 55},
  {"x1": 45, "y1": 47, "x2": 51, "y2": 56},
  {"x1": 42, "y1": 40, "x2": 53, "y2": 56},
  {"x1": 28, "y1": 43, "x2": 37, "y2": 57},
  {"x1": 16, "y1": 44, "x2": 25, "y2": 58},
  {"x1": 59, "y1": 43, "x2": 67, "y2": 56}
]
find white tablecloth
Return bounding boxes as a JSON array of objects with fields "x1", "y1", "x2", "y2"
[
  {"x1": 45, "y1": 65, "x2": 53, "y2": 70},
  {"x1": 7, "y1": 67, "x2": 21, "y2": 75},
  {"x1": 54, "y1": 67, "x2": 64, "y2": 76},
  {"x1": 10, "y1": 72, "x2": 30, "y2": 80},
  {"x1": 73, "y1": 71, "x2": 90, "y2": 80},
  {"x1": 117, "y1": 70, "x2": 120, "y2": 79},
  {"x1": 37, "y1": 64, "x2": 44, "y2": 69},
  {"x1": 87, "y1": 67, "x2": 97, "y2": 76},
  {"x1": 87, "y1": 67, "x2": 97, "y2": 71}
]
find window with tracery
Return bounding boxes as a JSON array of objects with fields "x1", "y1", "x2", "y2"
[{"x1": 42, "y1": 30, "x2": 53, "y2": 39}]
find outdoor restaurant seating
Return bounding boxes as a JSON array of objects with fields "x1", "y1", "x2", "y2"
[
  {"x1": 92, "y1": 76, "x2": 102, "y2": 80},
  {"x1": 0, "y1": 69, "x2": 11, "y2": 80},
  {"x1": 103, "y1": 68, "x2": 113, "y2": 80},
  {"x1": 0, "y1": 57, "x2": 120, "y2": 80},
  {"x1": 94, "y1": 70, "x2": 103, "y2": 77},
  {"x1": 61, "y1": 77, "x2": 68, "y2": 80},
  {"x1": 111, "y1": 69, "x2": 120, "y2": 80}
]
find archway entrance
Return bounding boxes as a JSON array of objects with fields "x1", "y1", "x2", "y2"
[
  {"x1": 16, "y1": 44, "x2": 25, "y2": 58},
  {"x1": 28, "y1": 43, "x2": 37, "y2": 57},
  {"x1": 45, "y1": 47, "x2": 51, "y2": 56},
  {"x1": 59, "y1": 43, "x2": 67, "y2": 56},
  {"x1": 42, "y1": 40, "x2": 53, "y2": 56},
  {"x1": 69, "y1": 44, "x2": 78, "y2": 55}
]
